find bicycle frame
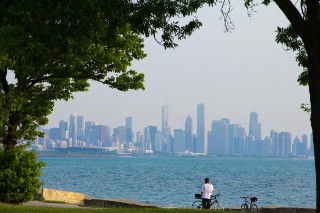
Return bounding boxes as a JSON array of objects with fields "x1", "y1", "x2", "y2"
[{"x1": 240, "y1": 196, "x2": 258, "y2": 213}]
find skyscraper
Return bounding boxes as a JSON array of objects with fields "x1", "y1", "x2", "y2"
[
  {"x1": 162, "y1": 104, "x2": 170, "y2": 137},
  {"x1": 144, "y1": 125, "x2": 157, "y2": 150},
  {"x1": 249, "y1": 112, "x2": 261, "y2": 140},
  {"x1": 279, "y1": 132, "x2": 292, "y2": 156},
  {"x1": 209, "y1": 119, "x2": 228, "y2": 155},
  {"x1": 270, "y1": 130, "x2": 279, "y2": 156},
  {"x1": 125, "y1": 117, "x2": 133, "y2": 142},
  {"x1": 185, "y1": 116, "x2": 193, "y2": 152},
  {"x1": 77, "y1": 115, "x2": 85, "y2": 141},
  {"x1": 69, "y1": 113, "x2": 77, "y2": 147},
  {"x1": 173, "y1": 129, "x2": 185, "y2": 152},
  {"x1": 59, "y1": 120, "x2": 68, "y2": 140},
  {"x1": 228, "y1": 124, "x2": 240, "y2": 155},
  {"x1": 197, "y1": 103, "x2": 207, "y2": 153}
]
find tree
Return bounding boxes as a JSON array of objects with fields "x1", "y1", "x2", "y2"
[
  {"x1": 248, "y1": 1, "x2": 320, "y2": 210},
  {"x1": 0, "y1": 0, "x2": 215, "y2": 151},
  {"x1": 222, "y1": 0, "x2": 319, "y2": 210},
  {"x1": 0, "y1": 0, "x2": 215, "y2": 203}
]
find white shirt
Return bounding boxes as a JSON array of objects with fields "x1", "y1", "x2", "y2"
[{"x1": 201, "y1": 183, "x2": 214, "y2": 199}]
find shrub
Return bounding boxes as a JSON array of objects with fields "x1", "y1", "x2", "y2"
[{"x1": 0, "y1": 144, "x2": 46, "y2": 204}]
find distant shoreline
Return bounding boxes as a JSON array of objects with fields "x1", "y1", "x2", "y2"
[{"x1": 37, "y1": 153, "x2": 315, "y2": 160}]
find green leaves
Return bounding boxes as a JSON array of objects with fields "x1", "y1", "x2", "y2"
[
  {"x1": 0, "y1": 0, "x2": 217, "y2": 148},
  {"x1": 0, "y1": 145, "x2": 45, "y2": 204},
  {"x1": 276, "y1": 25, "x2": 308, "y2": 86}
]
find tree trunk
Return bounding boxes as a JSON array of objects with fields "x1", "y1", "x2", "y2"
[
  {"x1": 307, "y1": 47, "x2": 320, "y2": 212},
  {"x1": 3, "y1": 114, "x2": 18, "y2": 151}
]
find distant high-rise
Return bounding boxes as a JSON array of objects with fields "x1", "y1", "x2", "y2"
[
  {"x1": 69, "y1": 113, "x2": 77, "y2": 147},
  {"x1": 112, "y1": 126, "x2": 127, "y2": 143},
  {"x1": 77, "y1": 115, "x2": 85, "y2": 141},
  {"x1": 59, "y1": 120, "x2": 68, "y2": 140},
  {"x1": 173, "y1": 129, "x2": 185, "y2": 152},
  {"x1": 185, "y1": 116, "x2": 193, "y2": 152},
  {"x1": 209, "y1": 119, "x2": 228, "y2": 155},
  {"x1": 162, "y1": 104, "x2": 170, "y2": 137},
  {"x1": 279, "y1": 132, "x2": 292, "y2": 156},
  {"x1": 125, "y1": 117, "x2": 133, "y2": 142},
  {"x1": 249, "y1": 112, "x2": 261, "y2": 140},
  {"x1": 228, "y1": 124, "x2": 240, "y2": 155},
  {"x1": 144, "y1": 125, "x2": 157, "y2": 150},
  {"x1": 237, "y1": 126, "x2": 246, "y2": 155},
  {"x1": 310, "y1": 133, "x2": 314, "y2": 156},
  {"x1": 302, "y1": 134, "x2": 308, "y2": 148},
  {"x1": 197, "y1": 103, "x2": 207, "y2": 153},
  {"x1": 270, "y1": 130, "x2": 279, "y2": 156}
]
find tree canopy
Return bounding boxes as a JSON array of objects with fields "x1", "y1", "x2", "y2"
[{"x1": 0, "y1": 0, "x2": 215, "y2": 150}]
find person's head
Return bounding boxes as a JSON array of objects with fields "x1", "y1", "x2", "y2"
[{"x1": 204, "y1": 177, "x2": 210, "y2": 183}]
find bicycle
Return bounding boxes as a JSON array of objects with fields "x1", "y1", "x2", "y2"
[
  {"x1": 192, "y1": 193, "x2": 224, "y2": 211},
  {"x1": 240, "y1": 196, "x2": 258, "y2": 213}
]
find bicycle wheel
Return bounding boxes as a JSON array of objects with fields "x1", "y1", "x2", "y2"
[
  {"x1": 192, "y1": 200, "x2": 202, "y2": 209},
  {"x1": 213, "y1": 202, "x2": 224, "y2": 211},
  {"x1": 250, "y1": 204, "x2": 258, "y2": 213},
  {"x1": 241, "y1": 204, "x2": 249, "y2": 212}
]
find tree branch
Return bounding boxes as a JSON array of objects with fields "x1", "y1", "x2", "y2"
[
  {"x1": 24, "y1": 73, "x2": 93, "y2": 92},
  {"x1": 273, "y1": 0, "x2": 308, "y2": 41}
]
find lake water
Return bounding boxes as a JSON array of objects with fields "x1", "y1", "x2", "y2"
[{"x1": 40, "y1": 157, "x2": 316, "y2": 208}]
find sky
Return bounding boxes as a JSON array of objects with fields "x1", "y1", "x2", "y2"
[{"x1": 46, "y1": 2, "x2": 312, "y2": 139}]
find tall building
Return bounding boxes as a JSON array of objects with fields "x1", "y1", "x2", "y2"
[
  {"x1": 209, "y1": 120, "x2": 228, "y2": 155},
  {"x1": 49, "y1": 128, "x2": 60, "y2": 140},
  {"x1": 69, "y1": 113, "x2": 77, "y2": 147},
  {"x1": 125, "y1": 117, "x2": 133, "y2": 142},
  {"x1": 279, "y1": 132, "x2": 292, "y2": 156},
  {"x1": 185, "y1": 116, "x2": 193, "y2": 152},
  {"x1": 302, "y1": 134, "x2": 308, "y2": 148},
  {"x1": 154, "y1": 131, "x2": 163, "y2": 152},
  {"x1": 197, "y1": 103, "x2": 207, "y2": 153},
  {"x1": 237, "y1": 127, "x2": 247, "y2": 155},
  {"x1": 270, "y1": 130, "x2": 279, "y2": 156},
  {"x1": 249, "y1": 112, "x2": 261, "y2": 140},
  {"x1": 144, "y1": 126, "x2": 157, "y2": 150},
  {"x1": 77, "y1": 115, "x2": 85, "y2": 141},
  {"x1": 228, "y1": 124, "x2": 240, "y2": 155},
  {"x1": 59, "y1": 120, "x2": 68, "y2": 140},
  {"x1": 173, "y1": 129, "x2": 185, "y2": 153},
  {"x1": 112, "y1": 126, "x2": 127, "y2": 143},
  {"x1": 310, "y1": 133, "x2": 314, "y2": 156},
  {"x1": 162, "y1": 104, "x2": 171, "y2": 138}
]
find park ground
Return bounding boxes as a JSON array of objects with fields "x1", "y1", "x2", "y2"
[{"x1": 0, "y1": 201, "x2": 240, "y2": 213}]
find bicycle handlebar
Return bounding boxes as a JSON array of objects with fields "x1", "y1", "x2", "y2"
[{"x1": 211, "y1": 193, "x2": 221, "y2": 199}]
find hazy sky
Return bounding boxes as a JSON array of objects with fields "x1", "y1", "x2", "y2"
[{"x1": 46, "y1": 2, "x2": 312, "y2": 139}]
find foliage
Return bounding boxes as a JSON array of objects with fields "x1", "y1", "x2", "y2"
[
  {"x1": 0, "y1": 0, "x2": 216, "y2": 150},
  {"x1": 276, "y1": 25, "x2": 308, "y2": 86},
  {"x1": 0, "y1": 144, "x2": 45, "y2": 204}
]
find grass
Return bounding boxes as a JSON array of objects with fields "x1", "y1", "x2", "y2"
[{"x1": 0, "y1": 203, "x2": 240, "y2": 213}]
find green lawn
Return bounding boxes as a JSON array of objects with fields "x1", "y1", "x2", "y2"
[{"x1": 0, "y1": 203, "x2": 240, "y2": 213}]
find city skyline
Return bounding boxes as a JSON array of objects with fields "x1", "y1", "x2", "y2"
[
  {"x1": 45, "y1": 3, "x2": 311, "y2": 137},
  {"x1": 45, "y1": 103, "x2": 312, "y2": 141},
  {"x1": 45, "y1": 106, "x2": 311, "y2": 145},
  {"x1": 38, "y1": 109, "x2": 313, "y2": 157}
]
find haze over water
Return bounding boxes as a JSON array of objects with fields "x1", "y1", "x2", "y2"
[{"x1": 40, "y1": 157, "x2": 315, "y2": 208}]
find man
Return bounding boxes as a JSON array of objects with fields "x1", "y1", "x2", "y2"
[{"x1": 201, "y1": 177, "x2": 214, "y2": 209}]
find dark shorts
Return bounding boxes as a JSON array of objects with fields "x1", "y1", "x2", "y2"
[{"x1": 202, "y1": 198, "x2": 211, "y2": 209}]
